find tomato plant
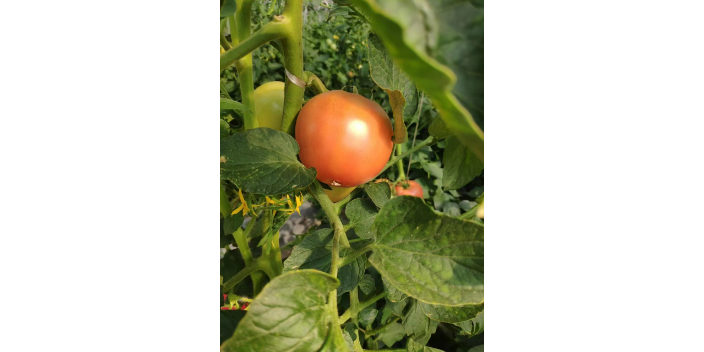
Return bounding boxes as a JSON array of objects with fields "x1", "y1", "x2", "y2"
[{"x1": 220, "y1": 1, "x2": 484, "y2": 351}]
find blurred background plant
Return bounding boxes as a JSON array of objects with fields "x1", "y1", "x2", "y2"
[{"x1": 221, "y1": 0, "x2": 383, "y2": 107}]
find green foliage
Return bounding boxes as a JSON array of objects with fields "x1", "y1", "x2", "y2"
[
  {"x1": 220, "y1": 128, "x2": 316, "y2": 195},
  {"x1": 369, "y1": 197, "x2": 484, "y2": 306},
  {"x1": 220, "y1": 270, "x2": 345, "y2": 352},
  {"x1": 283, "y1": 229, "x2": 366, "y2": 295}
]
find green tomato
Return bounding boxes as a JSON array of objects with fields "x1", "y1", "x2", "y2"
[{"x1": 253, "y1": 81, "x2": 285, "y2": 130}]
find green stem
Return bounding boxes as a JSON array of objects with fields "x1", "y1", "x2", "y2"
[
  {"x1": 309, "y1": 180, "x2": 349, "y2": 322},
  {"x1": 279, "y1": 0, "x2": 305, "y2": 135},
  {"x1": 233, "y1": 0, "x2": 258, "y2": 131},
  {"x1": 378, "y1": 136, "x2": 437, "y2": 176},
  {"x1": 220, "y1": 16, "x2": 288, "y2": 72},
  {"x1": 365, "y1": 316, "x2": 400, "y2": 336},
  {"x1": 348, "y1": 238, "x2": 371, "y2": 244},
  {"x1": 459, "y1": 202, "x2": 481, "y2": 220},
  {"x1": 304, "y1": 71, "x2": 329, "y2": 95},
  {"x1": 339, "y1": 291, "x2": 387, "y2": 325},
  {"x1": 350, "y1": 287, "x2": 360, "y2": 326},
  {"x1": 219, "y1": 186, "x2": 254, "y2": 272},
  {"x1": 222, "y1": 260, "x2": 261, "y2": 293},
  {"x1": 358, "y1": 291, "x2": 387, "y2": 314},
  {"x1": 310, "y1": 181, "x2": 350, "y2": 250},
  {"x1": 334, "y1": 188, "x2": 362, "y2": 214},
  {"x1": 268, "y1": 225, "x2": 283, "y2": 277},
  {"x1": 395, "y1": 144, "x2": 406, "y2": 180},
  {"x1": 220, "y1": 31, "x2": 232, "y2": 51},
  {"x1": 339, "y1": 245, "x2": 373, "y2": 268},
  {"x1": 339, "y1": 309, "x2": 351, "y2": 325},
  {"x1": 220, "y1": 81, "x2": 232, "y2": 100},
  {"x1": 221, "y1": 184, "x2": 266, "y2": 294}
]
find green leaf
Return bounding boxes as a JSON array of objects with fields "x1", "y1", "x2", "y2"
[
  {"x1": 345, "y1": 198, "x2": 378, "y2": 239},
  {"x1": 442, "y1": 202, "x2": 461, "y2": 217},
  {"x1": 358, "y1": 305, "x2": 379, "y2": 327},
  {"x1": 223, "y1": 213, "x2": 244, "y2": 235},
  {"x1": 430, "y1": 0, "x2": 484, "y2": 130},
  {"x1": 432, "y1": 188, "x2": 453, "y2": 212},
  {"x1": 220, "y1": 128, "x2": 316, "y2": 195},
  {"x1": 327, "y1": 6, "x2": 351, "y2": 22},
  {"x1": 220, "y1": 98, "x2": 252, "y2": 116},
  {"x1": 454, "y1": 310, "x2": 484, "y2": 338},
  {"x1": 388, "y1": 297, "x2": 408, "y2": 318},
  {"x1": 442, "y1": 136, "x2": 483, "y2": 190},
  {"x1": 358, "y1": 274, "x2": 376, "y2": 295},
  {"x1": 428, "y1": 115, "x2": 453, "y2": 140},
  {"x1": 378, "y1": 321, "x2": 406, "y2": 347},
  {"x1": 369, "y1": 197, "x2": 484, "y2": 306},
  {"x1": 283, "y1": 229, "x2": 365, "y2": 295},
  {"x1": 402, "y1": 299, "x2": 439, "y2": 346},
  {"x1": 365, "y1": 182, "x2": 391, "y2": 209},
  {"x1": 221, "y1": 270, "x2": 345, "y2": 352},
  {"x1": 383, "y1": 276, "x2": 408, "y2": 302},
  {"x1": 367, "y1": 33, "x2": 417, "y2": 102},
  {"x1": 349, "y1": 0, "x2": 484, "y2": 160},
  {"x1": 420, "y1": 302, "x2": 483, "y2": 323},
  {"x1": 368, "y1": 33, "x2": 418, "y2": 142},
  {"x1": 406, "y1": 338, "x2": 445, "y2": 352},
  {"x1": 342, "y1": 330, "x2": 354, "y2": 352}
]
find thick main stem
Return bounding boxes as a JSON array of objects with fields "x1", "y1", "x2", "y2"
[
  {"x1": 233, "y1": 0, "x2": 257, "y2": 130},
  {"x1": 309, "y1": 180, "x2": 349, "y2": 322},
  {"x1": 279, "y1": 0, "x2": 305, "y2": 135}
]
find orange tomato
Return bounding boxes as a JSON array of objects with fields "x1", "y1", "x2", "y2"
[
  {"x1": 295, "y1": 90, "x2": 393, "y2": 187},
  {"x1": 395, "y1": 180, "x2": 423, "y2": 198}
]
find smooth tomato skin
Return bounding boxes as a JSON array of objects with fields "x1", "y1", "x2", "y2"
[
  {"x1": 395, "y1": 180, "x2": 423, "y2": 198},
  {"x1": 296, "y1": 90, "x2": 393, "y2": 187},
  {"x1": 254, "y1": 81, "x2": 285, "y2": 130},
  {"x1": 324, "y1": 185, "x2": 356, "y2": 202}
]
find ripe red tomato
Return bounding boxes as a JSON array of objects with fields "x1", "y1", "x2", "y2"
[
  {"x1": 395, "y1": 180, "x2": 423, "y2": 198},
  {"x1": 296, "y1": 90, "x2": 393, "y2": 187}
]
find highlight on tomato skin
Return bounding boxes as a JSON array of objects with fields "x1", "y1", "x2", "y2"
[
  {"x1": 253, "y1": 81, "x2": 285, "y2": 130},
  {"x1": 395, "y1": 180, "x2": 424, "y2": 198},
  {"x1": 295, "y1": 90, "x2": 394, "y2": 188}
]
